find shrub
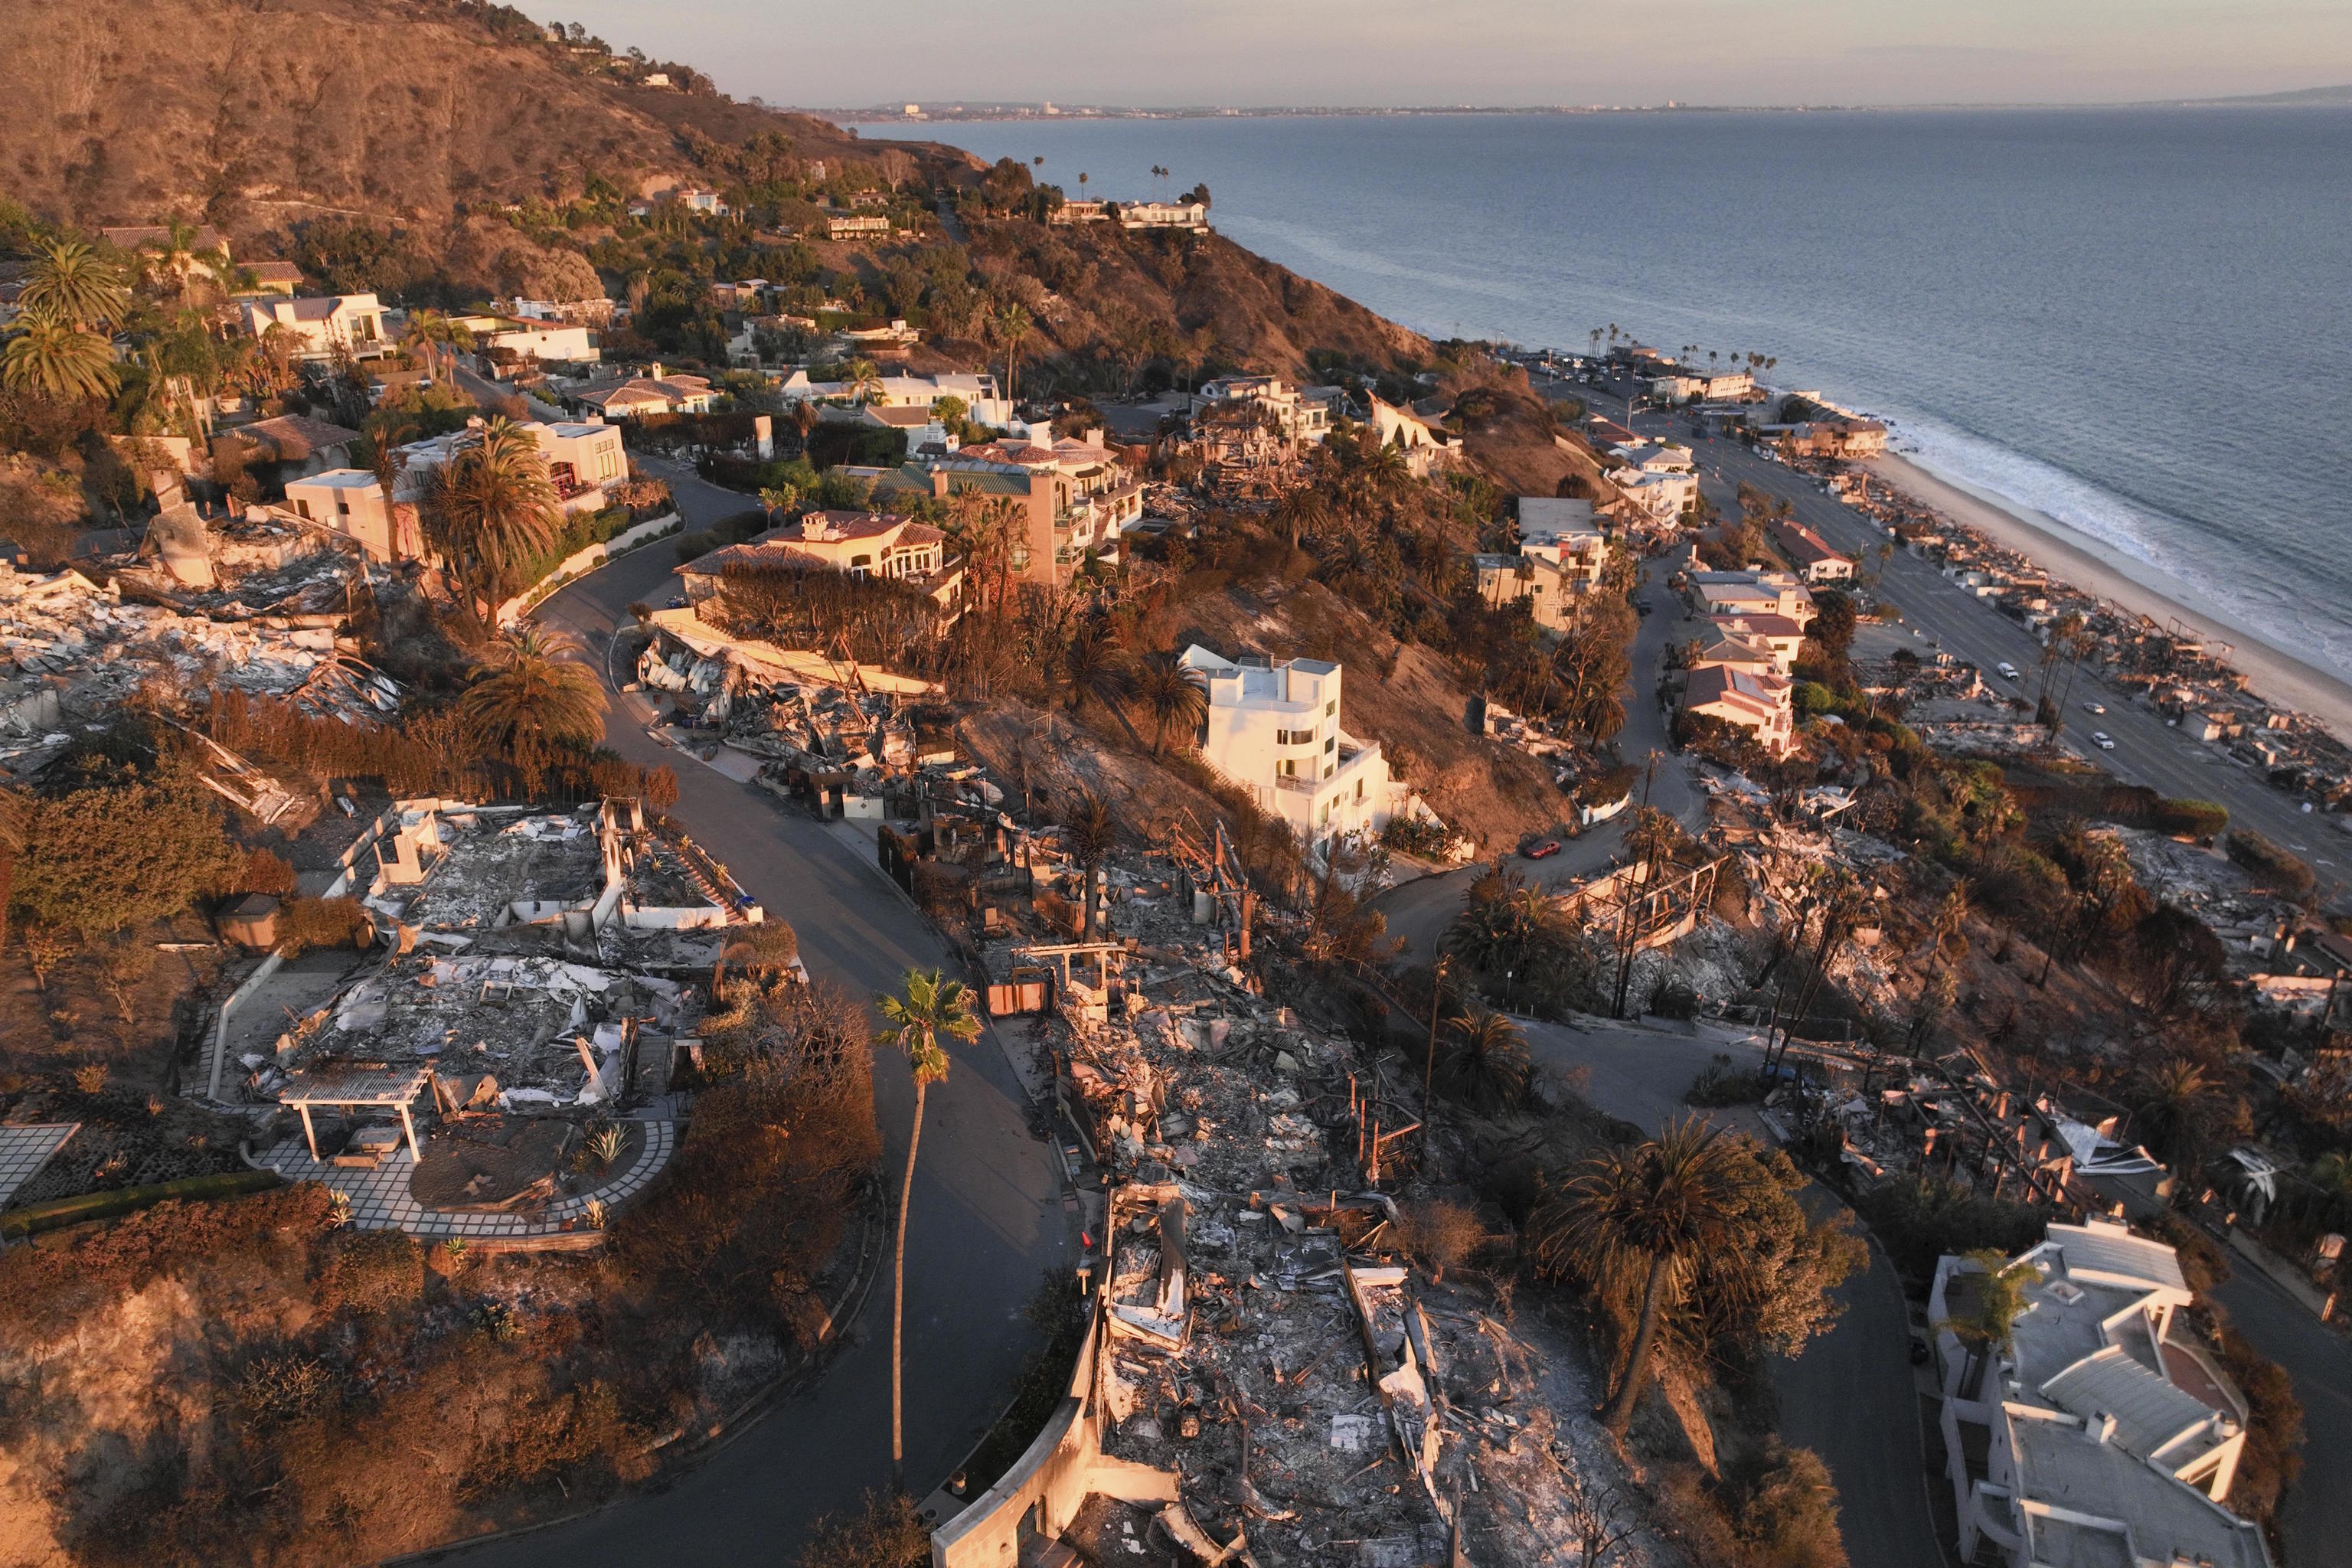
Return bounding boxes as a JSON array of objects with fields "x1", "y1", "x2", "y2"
[
  {"x1": 797, "y1": 1489, "x2": 932, "y2": 1568},
  {"x1": 2152, "y1": 796, "x2": 2230, "y2": 838},
  {"x1": 2213, "y1": 1321, "x2": 2304, "y2": 1533},
  {"x1": 2226, "y1": 828, "x2": 2315, "y2": 900},
  {"x1": 1854, "y1": 1175, "x2": 2045, "y2": 1284},
  {"x1": 11, "y1": 768, "x2": 240, "y2": 938},
  {"x1": 277, "y1": 895, "x2": 373, "y2": 955},
  {"x1": 239, "y1": 1350, "x2": 336, "y2": 1427},
  {"x1": 1390, "y1": 1199, "x2": 1485, "y2": 1281},
  {"x1": 1687, "y1": 1053, "x2": 1763, "y2": 1106},
  {"x1": 316, "y1": 1230, "x2": 422, "y2": 1315}
]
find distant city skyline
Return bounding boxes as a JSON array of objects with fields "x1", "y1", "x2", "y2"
[{"x1": 544, "y1": 0, "x2": 2351, "y2": 109}]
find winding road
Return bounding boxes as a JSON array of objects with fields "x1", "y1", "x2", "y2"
[{"x1": 434, "y1": 456, "x2": 1070, "y2": 1564}]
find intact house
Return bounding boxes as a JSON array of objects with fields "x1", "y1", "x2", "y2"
[
  {"x1": 1929, "y1": 1220, "x2": 2271, "y2": 1568},
  {"x1": 280, "y1": 470, "x2": 421, "y2": 561},
  {"x1": 776, "y1": 369, "x2": 1011, "y2": 428},
  {"x1": 1650, "y1": 369, "x2": 1754, "y2": 403},
  {"x1": 227, "y1": 414, "x2": 361, "y2": 482},
  {"x1": 1365, "y1": 394, "x2": 1460, "y2": 476},
  {"x1": 1178, "y1": 646, "x2": 1398, "y2": 845},
  {"x1": 865, "y1": 426, "x2": 1143, "y2": 584},
  {"x1": 675, "y1": 511, "x2": 961, "y2": 617},
  {"x1": 277, "y1": 419, "x2": 626, "y2": 563},
  {"x1": 1687, "y1": 567, "x2": 1817, "y2": 629},
  {"x1": 1473, "y1": 497, "x2": 1612, "y2": 632},
  {"x1": 1682, "y1": 663, "x2": 1795, "y2": 756},
  {"x1": 450, "y1": 312, "x2": 601, "y2": 367},
  {"x1": 236, "y1": 261, "x2": 303, "y2": 297},
  {"x1": 1607, "y1": 441, "x2": 1700, "y2": 522},
  {"x1": 237, "y1": 293, "x2": 389, "y2": 359},
  {"x1": 675, "y1": 188, "x2": 727, "y2": 215},
  {"x1": 1775, "y1": 416, "x2": 1888, "y2": 459},
  {"x1": 1769, "y1": 518, "x2": 1854, "y2": 582},
  {"x1": 565, "y1": 371, "x2": 714, "y2": 419},
  {"x1": 1116, "y1": 199, "x2": 1208, "y2": 230},
  {"x1": 1187, "y1": 377, "x2": 1339, "y2": 445},
  {"x1": 825, "y1": 213, "x2": 893, "y2": 240}
]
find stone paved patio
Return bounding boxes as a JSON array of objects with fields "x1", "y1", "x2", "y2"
[
  {"x1": 0, "y1": 1124, "x2": 78, "y2": 1210},
  {"x1": 259, "y1": 1116, "x2": 675, "y2": 1240}
]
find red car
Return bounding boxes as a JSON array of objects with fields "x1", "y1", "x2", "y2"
[{"x1": 1524, "y1": 840, "x2": 1562, "y2": 861}]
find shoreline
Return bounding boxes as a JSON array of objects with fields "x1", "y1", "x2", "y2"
[{"x1": 1863, "y1": 451, "x2": 2352, "y2": 742}]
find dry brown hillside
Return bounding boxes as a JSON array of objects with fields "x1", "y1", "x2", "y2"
[
  {"x1": 959, "y1": 220, "x2": 1432, "y2": 390},
  {"x1": 1159, "y1": 574, "x2": 1561, "y2": 850},
  {"x1": 2, "y1": 0, "x2": 954, "y2": 230}
]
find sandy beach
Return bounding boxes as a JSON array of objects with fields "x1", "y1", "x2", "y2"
[{"x1": 1864, "y1": 452, "x2": 2352, "y2": 741}]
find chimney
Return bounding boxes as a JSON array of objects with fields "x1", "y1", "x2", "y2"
[
  {"x1": 2092, "y1": 1412, "x2": 2118, "y2": 1445},
  {"x1": 930, "y1": 470, "x2": 949, "y2": 499}
]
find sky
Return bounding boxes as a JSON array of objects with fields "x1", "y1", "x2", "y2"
[{"x1": 544, "y1": 0, "x2": 2352, "y2": 109}]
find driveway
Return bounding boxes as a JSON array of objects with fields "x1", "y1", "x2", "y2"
[
  {"x1": 1520, "y1": 1019, "x2": 1949, "y2": 1568},
  {"x1": 442, "y1": 522, "x2": 1069, "y2": 1563},
  {"x1": 1370, "y1": 564, "x2": 1706, "y2": 963}
]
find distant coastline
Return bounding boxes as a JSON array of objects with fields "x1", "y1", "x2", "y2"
[{"x1": 820, "y1": 89, "x2": 2352, "y2": 124}]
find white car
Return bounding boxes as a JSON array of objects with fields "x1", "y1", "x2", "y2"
[
  {"x1": 1997, "y1": 662, "x2": 2020, "y2": 680},
  {"x1": 2082, "y1": 701, "x2": 2105, "y2": 714},
  {"x1": 2092, "y1": 732, "x2": 2115, "y2": 750}
]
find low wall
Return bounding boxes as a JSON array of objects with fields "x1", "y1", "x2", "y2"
[
  {"x1": 929, "y1": 1223, "x2": 1177, "y2": 1567},
  {"x1": 498, "y1": 511, "x2": 683, "y2": 627},
  {"x1": 207, "y1": 949, "x2": 287, "y2": 1102}
]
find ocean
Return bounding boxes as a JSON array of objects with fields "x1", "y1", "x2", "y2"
[{"x1": 865, "y1": 109, "x2": 2352, "y2": 681}]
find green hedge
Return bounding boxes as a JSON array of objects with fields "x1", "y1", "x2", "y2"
[
  {"x1": 1, "y1": 1168, "x2": 281, "y2": 1239},
  {"x1": 2227, "y1": 828, "x2": 2316, "y2": 899}
]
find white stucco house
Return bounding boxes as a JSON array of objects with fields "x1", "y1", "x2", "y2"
[{"x1": 1178, "y1": 646, "x2": 1400, "y2": 845}]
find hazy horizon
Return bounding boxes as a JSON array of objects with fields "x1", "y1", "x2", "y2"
[{"x1": 542, "y1": 1, "x2": 2352, "y2": 111}]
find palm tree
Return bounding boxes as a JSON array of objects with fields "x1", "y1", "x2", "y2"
[
  {"x1": 1270, "y1": 485, "x2": 1329, "y2": 551},
  {"x1": 996, "y1": 302, "x2": 1032, "y2": 405},
  {"x1": 363, "y1": 412, "x2": 422, "y2": 498},
  {"x1": 1439, "y1": 1007, "x2": 1534, "y2": 1112},
  {"x1": 140, "y1": 220, "x2": 228, "y2": 305},
  {"x1": 1062, "y1": 624, "x2": 1132, "y2": 715},
  {"x1": 2128, "y1": 1055, "x2": 2220, "y2": 1170},
  {"x1": 1932, "y1": 1248, "x2": 2037, "y2": 1400},
  {"x1": 2, "y1": 306, "x2": 119, "y2": 402},
  {"x1": 420, "y1": 417, "x2": 564, "y2": 626},
  {"x1": 875, "y1": 969, "x2": 981, "y2": 1486},
  {"x1": 1530, "y1": 1119, "x2": 1764, "y2": 1434},
  {"x1": 21, "y1": 238, "x2": 129, "y2": 330},
  {"x1": 791, "y1": 398, "x2": 822, "y2": 452},
  {"x1": 1061, "y1": 789, "x2": 1115, "y2": 935},
  {"x1": 401, "y1": 308, "x2": 475, "y2": 384},
  {"x1": 456, "y1": 626, "x2": 609, "y2": 750},
  {"x1": 759, "y1": 484, "x2": 801, "y2": 527},
  {"x1": 843, "y1": 358, "x2": 884, "y2": 405},
  {"x1": 1134, "y1": 656, "x2": 1207, "y2": 758}
]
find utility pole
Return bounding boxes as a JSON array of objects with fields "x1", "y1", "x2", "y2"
[{"x1": 1423, "y1": 956, "x2": 1450, "y2": 1162}]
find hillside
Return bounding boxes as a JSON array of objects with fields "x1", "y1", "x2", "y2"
[{"x1": 1, "y1": 0, "x2": 956, "y2": 232}]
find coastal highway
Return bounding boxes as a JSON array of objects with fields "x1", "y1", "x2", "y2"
[
  {"x1": 440, "y1": 455, "x2": 1070, "y2": 1566},
  {"x1": 1560, "y1": 368, "x2": 2349, "y2": 900}
]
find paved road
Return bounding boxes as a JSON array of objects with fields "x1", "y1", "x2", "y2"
[
  {"x1": 444, "y1": 501, "x2": 1069, "y2": 1563},
  {"x1": 1520, "y1": 1021, "x2": 1950, "y2": 1568},
  {"x1": 1565, "y1": 368, "x2": 2347, "y2": 899},
  {"x1": 2212, "y1": 1260, "x2": 2352, "y2": 1566},
  {"x1": 1370, "y1": 563, "x2": 1707, "y2": 963}
]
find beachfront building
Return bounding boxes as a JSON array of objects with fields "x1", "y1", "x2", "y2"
[
  {"x1": 1607, "y1": 441, "x2": 1700, "y2": 521},
  {"x1": 1769, "y1": 518, "x2": 1854, "y2": 582},
  {"x1": 1928, "y1": 1220, "x2": 2269, "y2": 1568},
  {"x1": 1777, "y1": 417, "x2": 1888, "y2": 459},
  {"x1": 1178, "y1": 646, "x2": 1396, "y2": 845},
  {"x1": 1683, "y1": 664, "x2": 1795, "y2": 756}
]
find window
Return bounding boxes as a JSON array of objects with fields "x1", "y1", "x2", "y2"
[
  {"x1": 1280, "y1": 759, "x2": 1298, "y2": 777},
  {"x1": 1325, "y1": 737, "x2": 1335, "y2": 754},
  {"x1": 294, "y1": 499, "x2": 312, "y2": 520},
  {"x1": 1325, "y1": 700, "x2": 1337, "y2": 717}
]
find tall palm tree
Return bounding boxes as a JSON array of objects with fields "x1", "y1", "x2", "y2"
[
  {"x1": 1270, "y1": 485, "x2": 1329, "y2": 551},
  {"x1": 790, "y1": 397, "x2": 822, "y2": 452},
  {"x1": 1134, "y1": 657, "x2": 1207, "y2": 758},
  {"x1": 996, "y1": 302, "x2": 1032, "y2": 405},
  {"x1": 874, "y1": 969, "x2": 980, "y2": 1485},
  {"x1": 1439, "y1": 1007, "x2": 1534, "y2": 1111},
  {"x1": 2, "y1": 306, "x2": 119, "y2": 402},
  {"x1": 456, "y1": 626, "x2": 609, "y2": 750},
  {"x1": 1932, "y1": 1247, "x2": 2037, "y2": 1400},
  {"x1": 1531, "y1": 1119, "x2": 1764, "y2": 1433},
  {"x1": 420, "y1": 417, "x2": 564, "y2": 626},
  {"x1": 21, "y1": 237, "x2": 129, "y2": 330},
  {"x1": 1061, "y1": 789, "x2": 1115, "y2": 936},
  {"x1": 1063, "y1": 624, "x2": 1132, "y2": 715},
  {"x1": 401, "y1": 308, "x2": 475, "y2": 384}
]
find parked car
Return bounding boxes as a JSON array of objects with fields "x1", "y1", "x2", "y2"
[
  {"x1": 1524, "y1": 840, "x2": 1562, "y2": 861},
  {"x1": 2092, "y1": 732, "x2": 2115, "y2": 750},
  {"x1": 2082, "y1": 700, "x2": 2106, "y2": 714}
]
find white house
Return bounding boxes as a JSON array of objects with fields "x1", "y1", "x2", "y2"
[
  {"x1": 238, "y1": 293, "x2": 388, "y2": 359},
  {"x1": 1928, "y1": 1220, "x2": 2270, "y2": 1568},
  {"x1": 1366, "y1": 395, "x2": 1460, "y2": 476},
  {"x1": 1474, "y1": 497, "x2": 1612, "y2": 632},
  {"x1": 1189, "y1": 377, "x2": 1334, "y2": 445},
  {"x1": 1116, "y1": 200, "x2": 1208, "y2": 230},
  {"x1": 391, "y1": 418, "x2": 629, "y2": 518},
  {"x1": 777, "y1": 369, "x2": 1011, "y2": 428},
  {"x1": 1683, "y1": 664, "x2": 1795, "y2": 756},
  {"x1": 1687, "y1": 568, "x2": 1816, "y2": 627},
  {"x1": 281, "y1": 470, "x2": 421, "y2": 561},
  {"x1": 481, "y1": 318, "x2": 599, "y2": 365},
  {"x1": 1177, "y1": 646, "x2": 1398, "y2": 844},
  {"x1": 1768, "y1": 518, "x2": 1854, "y2": 583}
]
